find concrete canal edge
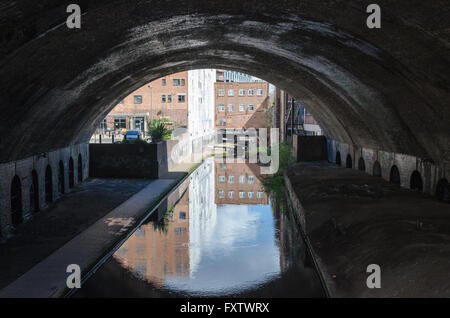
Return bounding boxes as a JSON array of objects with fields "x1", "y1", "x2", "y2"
[
  {"x1": 283, "y1": 171, "x2": 332, "y2": 298},
  {"x1": 63, "y1": 162, "x2": 202, "y2": 298}
]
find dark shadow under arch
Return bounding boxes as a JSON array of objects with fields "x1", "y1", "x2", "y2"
[
  {"x1": 11, "y1": 175, "x2": 23, "y2": 226},
  {"x1": 335, "y1": 151, "x2": 341, "y2": 166},
  {"x1": 373, "y1": 161, "x2": 382, "y2": 177},
  {"x1": 358, "y1": 157, "x2": 366, "y2": 171},
  {"x1": 58, "y1": 160, "x2": 65, "y2": 194},
  {"x1": 31, "y1": 170, "x2": 39, "y2": 213},
  {"x1": 346, "y1": 154, "x2": 352, "y2": 168},
  {"x1": 390, "y1": 165, "x2": 401, "y2": 185},
  {"x1": 436, "y1": 178, "x2": 450, "y2": 202},
  {"x1": 78, "y1": 154, "x2": 83, "y2": 183},
  {"x1": 410, "y1": 170, "x2": 423, "y2": 192},
  {"x1": 69, "y1": 157, "x2": 74, "y2": 188},
  {"x1": 45, "y1": 165, "x2": 53, "y2": 203}
]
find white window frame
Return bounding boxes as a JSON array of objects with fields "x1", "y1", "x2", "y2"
[
  {"x1": 228, "y1": 191, "x2": 234, "y2": 199},
  {"x1": 228, "y1": 176, "x2": 235, "y2": 184},
  {"x1": 218, "y1": 104, "x2": 225, "y2": 112},
  {"x1": 257, "y1": 192, "x2": 264, "y2": 199},
  {"x1": 228, "y1": 89, "x2": 234, "y2": 96},
  {"x1": 239, "y1": 104, "x2": 245, "y2": 112},
  {"x1": 218, "y1": 176, "x2": 225, "y2": 183},
  {"x1": 248, "y1": 89, "x2": 254, "y2": 96},
  {"x1": 228, "y1": 104, "x2": 234, "y2": 112},
  {"x1": 239, "y1": 175, "x2": 246, "y2": 184},
  {"x1": 248, "y1": 176, "x2": 255, "y2": 184},
  {"x1": 239, "y1": 191, "x2": 245, "y2": 198},
  {"x1": 257, "y1": 88, "x2": 263, "y2": 96},
  {"x1": 248, "y1": 192, "x2": 254, "y2": 199},
  {"x1": 248, "y1": 104, "x2": 255, "y2": 111},
  {"x1": 239, "y1": 89, "x2": 245, "y2": 96},
  {"x1": 218, "y1": 190, "x2": 225, "y2": 198},
  {"x1": 218, "y1": 89, "x2": 225, "y2": 97}
]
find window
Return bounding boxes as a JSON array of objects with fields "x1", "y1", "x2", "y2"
[
  {"x1": 218, "y1": 89, "x2": 225, "y2": 97},
  {"x1": 257, "y1": 192, "x2": 264, "y2": 199},
  {"x1": 248, "y1": 89, "x2": 254, "y2": 96},
  {"x1": 161, "y1": 95, "x2": 166, "y2": 103},
  {"x1": 181, "y1": 79, "x2": 185, "y2": 86},
  {"x1": 248, "y1": 104, "x2": 255, "y2": 111},
  {"x1": 239, "y1": 89, "x2": 245, "y2": 96},
  {"x1": 173, "y1": 79, "x2": 180, "y2": 86},
  {"x1": 100, "y1": 118, "x2": 107, "y2": 129},
  {"x1": 239, "y1": 191, "x2": 245, "y2": 198},
  {"x1": 174, "y1": 227, "x2": 186, "y2": 235},
  {"x1": 178, "y1": 94, "x2": 185, "y2": 103},
  {"x1": 228, "y1": 191, "x2": 234, "y2": 199},
  {"x1": 179, "y1": 212, "x2": 186, "y2": 220},
  {"x1": 248, "y1": 192, "x2": 254, "y2": 198},
  {"x1": 218, "y1": 190, "x2": 225, "y2": 198},
  {"x1": 257, "y1": 88, "x2": 263, "y2": 96},
  {"x1": 228, "y1": 176, "x2": 235, "y2": 184},
  {"x1": 228, "y1": 104, "x2": 234, "y2": 112},
  {"x1": 248, "y1": 176, "x2": 255, "y2": 184},
  {"x1": 134, "y1": 95, "x2": 142, "y2": 104},
  {"x1": 222, "y1": 120, "x2": 226, "y2": 126},
  {"x1": 239, "y1": 175, "x2": 246, "y2": 184},
  {"x1": 162, "y1": 79, "x2": 166, "y2": 86},
  {"x1": 239, "y1": 104, "x2": 245, "y2": 112},
  {"x1": 218, "y1": 176, "x2": 225, "y2": 183},
  {"x1": 220, "y1": 163, "x2": 227, "y2": 169},
  {"x1": 114, "y1": 118, "x2": 126, "y2": 129},
  {"x1": 168, "y1": 94, "x2": 172, "y2": 103},
  {"x1": 218, "y1": 104, "x2": 225, "y2": 112},
  {"x1": 228, "y1": 89, "x2": 234, "y2": 96}
]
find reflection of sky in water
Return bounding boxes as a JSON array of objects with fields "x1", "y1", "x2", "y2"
[{"x1": 163, "y1": 203, "x2": 280, "y2": 296}]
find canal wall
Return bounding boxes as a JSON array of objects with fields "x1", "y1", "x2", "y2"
[
  {"x1": 284, "y1": 161, "x2": 450, "y2": 297},
  {"x1": 326, "y1": 139, "x2": 450, "y2": 197},
  {"x1": 0, "y1": 143, "x2": 89, "y2": 238}
]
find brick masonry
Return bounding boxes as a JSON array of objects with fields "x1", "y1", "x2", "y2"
[
  {"x1": 0, "y1": 144, "x2": 89, "y2": 238},
  {"x1": 327, "y1": 139, "x2": 450, "y2": 196}
]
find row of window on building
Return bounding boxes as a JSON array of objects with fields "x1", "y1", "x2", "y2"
[
  {"x1": 161, "y1": 78, "x2": 185, "y2": 87},
  {"x1": 218, "y1": 175, "x2": 255, "y2": 184},
  {"x1": 218, "y1": 190, "x2": 265, "y2": 199},
  {"x1": 217, "y1": 88, "x2": 264, "y2": 97},
  {"x1": 161, "y1": 94, "x2": 185, "y2": 103},
  {"x1": 218, "y1": 104, "x2": 255, "y2": 112}
]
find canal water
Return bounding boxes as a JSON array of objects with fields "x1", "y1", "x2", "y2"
[{"x1": 74, "y1": 158, "x2": 324, "y2": 297}]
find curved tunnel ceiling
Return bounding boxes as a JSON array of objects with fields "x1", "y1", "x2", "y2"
[{"x1": 0, "y1": 0, "x2": 449, "y2": 164}]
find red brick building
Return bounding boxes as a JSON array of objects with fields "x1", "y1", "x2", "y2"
[
  {"x1": 103, "y1": 71, "x2": 189, "y2": 133},
  {"x1": 214, "y1": 82, "x2": 270, "y2": 129}
]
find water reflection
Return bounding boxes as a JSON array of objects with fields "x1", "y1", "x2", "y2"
[{"x1": 75, "y1": 158, "x2": 324, "y2": 297}]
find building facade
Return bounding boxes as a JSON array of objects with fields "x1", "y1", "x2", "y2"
[
  {"x1": 216, "y1": 70, "x2": 254, "y2": 83},
  {"x1": 214, "y1": 81, "x2": 270, "y2": 130},
  {"x1": 214, "y1": 160, "x2": 269, "y2": 205},
  {"x1": 104, "y1": 71, "x2": 189, "y2": 134}
]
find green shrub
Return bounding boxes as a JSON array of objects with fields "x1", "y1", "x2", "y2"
[
  {"x1": 147, "y1": 118, "x2": 173, "y2": 143},
  {"x1": 262, "y1": 142, "x2": 295, "y2": 211}
]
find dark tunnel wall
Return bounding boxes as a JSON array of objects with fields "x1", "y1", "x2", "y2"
[{"x1": 0, "y1": 0, "x2": 449, "y2": 164}]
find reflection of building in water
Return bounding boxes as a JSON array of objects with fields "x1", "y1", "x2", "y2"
[
  {"x1": 188, "y1": 158, "x2": 217, "y2": 275},
  {"x1": 112, "y1": 159, "x2": 217, "y2": 285},
  {"x1": 214, "y1": 160, "x2": 269, "y2": 205},
  {"x1": 113, "y1": 189, "x2": 190, "y2": 287}
]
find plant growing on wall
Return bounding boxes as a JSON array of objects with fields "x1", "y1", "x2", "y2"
[{"x1": 146, "y1": 118, "x2": 173, "y2": 143}]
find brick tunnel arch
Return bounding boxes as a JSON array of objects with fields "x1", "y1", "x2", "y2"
[
  {"x1": 436, "y1": 179, "x2": 450, "y2": 203},
  {"x1": 390, "y1": 165, "x2": 401, "y2": 186},
  {"x1": 346, "y1": 154, "x2": 353, "y2": 169},
  {"x1": 31, "y1": 169, "x2": 39, "y2": 213},
  {"x1": 0, "y1": 1, "x2": 449, "y2": 168},
  {"x1": 372, "y1": 161, "x2": 382, "y2": 177},
  {"x1": 410, "y1": 170, "x2": 423, "y2": 192},
  {"x1": 45, "y1": 165, "x2": 53, "y2": 204}
]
